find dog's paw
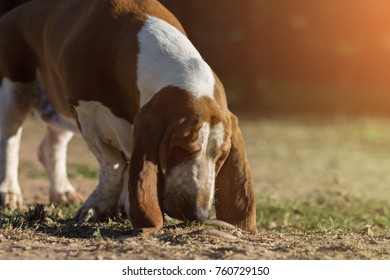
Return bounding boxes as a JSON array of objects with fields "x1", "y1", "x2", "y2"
[
  {"x1": 50, "y1": 191, "x2": 84, "y2": 205},
  {"x1": 0, "y1": 192, "x2": 23, "y2": 209},
  {"x1": 0, "y1": 179, "x2": 23, "y2": 209},
  {"x1": 74, "y1": 196, "x2": 117, "y2": 222}
]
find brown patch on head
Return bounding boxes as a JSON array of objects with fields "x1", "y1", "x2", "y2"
[
  {"x1": 150, "y1": 85, "x2": 257, "y2": 234},
  {"x1": 150, "y1": 86, "x2": 229, "y2": 170},
  {"x1": 144, "y1": 86, "x2": 231, "y2": 222}
]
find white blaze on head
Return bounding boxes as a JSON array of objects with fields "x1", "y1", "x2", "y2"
[
  {"x1": 164, "y1": 122, "x2": 226, "y2": 217},
  {"x1": 137, "y1": 16, "x2": 215, "y2": 106},
  {"x1": 207, "y1": 122, "x2": 226, "y2": 156}
]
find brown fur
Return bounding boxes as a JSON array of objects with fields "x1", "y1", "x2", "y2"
[
  {"x1": 0, "y1": 0, "x2": 257, "y2": 234},
  {"x1": 215, "y1": 114, "x2": 258, "y2": 234},
  {"x1": 0, "y1": 0, "x2": 184, "y2": 121},
  {"x1": 130, "y1": 86, "x2": 257, "y2": 233}
]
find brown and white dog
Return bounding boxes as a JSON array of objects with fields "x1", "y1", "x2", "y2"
[{"x1": 0, "y1": 0, "x2": 257, "y2": 234}]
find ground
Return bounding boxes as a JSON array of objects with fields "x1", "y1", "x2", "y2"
[{"x1": 1, "y1": 115, "x2": 390, "y2": 259}]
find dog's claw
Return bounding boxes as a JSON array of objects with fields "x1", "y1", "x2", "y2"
[
  {"x1": 50, "y1": 191, "x2": 84, "y2": 205},
  {"x1": 76, "y1": 207, "x2": 98, "y2": 222},
  {"x1": 75, "y1": 204, "x2": 118, "y2": 223},
  {"x1": 0, "y1": 192, "x2": 23, "y2": 210}
]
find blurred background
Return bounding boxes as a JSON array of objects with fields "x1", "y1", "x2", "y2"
[
  {"x1": 159, "y1": 0, "x2": 390, "y2": 116},
  {"x1": 2, "y1": 0, "x2": 390, "y2": 116}
]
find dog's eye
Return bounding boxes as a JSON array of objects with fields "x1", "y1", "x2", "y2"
[
  {"x1": 171, "y1": 145, "x2": 200, "y2": 163},
  {"x1": 180, "y1": 142, "x2": 202, "y2": 154},
  {"x1": 171, "y1": 146, "x2": 188, "y2": 162}
]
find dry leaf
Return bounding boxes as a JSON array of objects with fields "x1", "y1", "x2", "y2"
[{"x1": 364, "y1": 224, "x2": 374, "y2": 237}]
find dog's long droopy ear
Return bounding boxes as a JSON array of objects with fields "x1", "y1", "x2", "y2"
[
  {"x1": 215, "y1": 113, "x2": 257, "y2": 234},
  {"x1": 128, "y1": 105, "x2": 165, "y2": 233}
]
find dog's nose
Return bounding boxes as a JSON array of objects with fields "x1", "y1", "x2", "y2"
[{"x1": 193, "y1": 208, "x2": 210, "y2": 221}]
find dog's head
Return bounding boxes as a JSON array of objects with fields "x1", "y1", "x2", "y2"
[{"x1": 129, "y1": 83, "x2": 257, "y2": 234}]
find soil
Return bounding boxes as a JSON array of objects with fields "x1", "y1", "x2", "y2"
[{"x1": 1, "y1": 116, "x2": 390, "y2": 260}]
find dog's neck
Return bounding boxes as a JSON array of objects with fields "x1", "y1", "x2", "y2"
[{"x1": 136, "y1": 15, "x2": 216, "y2": 107}]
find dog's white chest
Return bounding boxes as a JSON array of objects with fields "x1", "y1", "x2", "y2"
[{"x1": 74, "y1": 101, "x2": 133, "y2": 159}]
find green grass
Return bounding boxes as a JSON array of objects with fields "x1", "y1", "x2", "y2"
[
  {"x1": 19, "y1": 161, "x2": 98, "y2": 180},
  {"x1": 68, "y1": 164, "x2": 98, "y2": 179},
  {"x1": 1, "y1": 189, "x2": 389, "y2": 239},
  {"x1": 20, "y1": 161, "x2": 47, "y2": 179},
  {"x1": 256, "y1": 190, "x2": 390, "y2": 232}
]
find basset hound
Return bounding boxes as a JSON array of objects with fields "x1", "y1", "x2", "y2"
[{"x1": 0, "y1": 0, "x2": 257, "y2": 234}]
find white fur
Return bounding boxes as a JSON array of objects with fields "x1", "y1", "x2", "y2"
[
  {"x1": 0, "y1": 78, "x2": 37, "y2": 206},
  {"x1": 38, "y1": 128, "x2": 77, "y2": 199},
  {"x1": 207, "y1": 122, "x2": 225, "y2": 155},
  {"x1": 0, "y1": 77, "x2": 80, "y2": 206},
  {"x1": 74, "y1": 101, "x2": 133, "y2": 216},
  {"x1": 165, "y1": 122, "x2": 225, "y2": 208},
  {"x1": 75, "y1": 101, "x2": 133, "y2": 158},
  {"x1": 0, "y1": 127, "x2": 23, "y2": 195},
  {"x1": 137, "y1": 16, "x2": 215, "y2": 106}
]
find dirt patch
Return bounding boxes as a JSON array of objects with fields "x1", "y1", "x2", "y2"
[
  {"x1": 1, "y1": 116, "x2": 390, "y2": 259},
  {"x1": 1, "y1": 217, "x2": 389, "y2": 260}
]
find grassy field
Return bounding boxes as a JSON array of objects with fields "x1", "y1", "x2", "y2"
[{"x1": 1, "y1": 115, "x2": 390, "y2": 259}]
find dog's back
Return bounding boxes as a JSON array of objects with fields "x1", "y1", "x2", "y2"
[{"x1": 0, "y1": 0, "x2": 184, "y2": 120}]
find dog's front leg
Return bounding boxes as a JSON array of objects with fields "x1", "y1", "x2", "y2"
[
  {"x1": 75, "y1": 136, "x2": 127, "y2": 222},
  {"x1": 71, "y1": 101, "x2": 132, "y2": 222}
]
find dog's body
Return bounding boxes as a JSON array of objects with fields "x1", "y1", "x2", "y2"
[{"x1": 0, "y1": 0, "x2": 257, "y2": 233}]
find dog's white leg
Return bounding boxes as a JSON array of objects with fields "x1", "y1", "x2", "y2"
[
  {"x1": 0, "y1": 127, "x2": 23, "y2": 209},
  {"x1": 0, "y1": 78, "x2": 37, "y2": 209},
  {"x1": 72, "y1": 101, "x2": 132, "y2": 222},
  {"x1": 38, "y1": 126, "x2": 83, "y2": 205},
  {"x1": 75, "y1": 136, "x2": 127, "y2": 221}
]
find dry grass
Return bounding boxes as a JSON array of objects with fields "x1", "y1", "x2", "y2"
[{"x1": 1, "y1": 115, "x2": 390, "y2": 259}]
